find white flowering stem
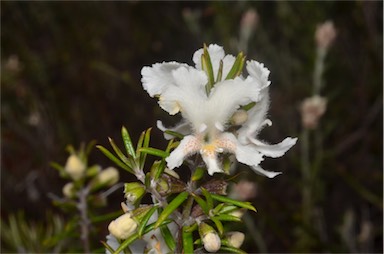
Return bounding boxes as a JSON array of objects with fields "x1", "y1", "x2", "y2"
[{"x1": 77, "y1": 185, "x2": 91, "y2": 253}]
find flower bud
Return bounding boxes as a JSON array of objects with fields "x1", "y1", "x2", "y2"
[
  {"x1": 226, "y1": 231, "x2": 245, "y2": 248},
  {"x1": 199, "y1": 223, "x2": 221, "y2": 252},
  {"x1": 315, "y1": 21, "x2": 336, "y2": 50},
  {"x1": 108, "y1": 213, "x2": 138, "y2": 240},
  {"x1": 231, "y1": 109, "x2": 248, "y2": 126},
  {"x1": 62, "y1": 182, "x2": 76, "y2": 198},
  {"x1": 65, "y1": 154, "x2": 86, "y2": 181},
  {"x1": 300, "y1": 95, "x2": 327, "y2": 129},
  {"x1": 95, "y1": 167, "x2": 119, "y2": 186},
  {"x1": 124, "y1": 182, "x2": 145, "y2": 204},
  {"x1": 231, "y1": 180, "x2": 257, "y2": 201}
]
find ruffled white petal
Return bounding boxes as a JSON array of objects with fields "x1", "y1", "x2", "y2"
[
  {"x1": 237, "y1": 88, "x2": 270, "y2": 145},
  {"x1": 166, "y1": 135, "x2": 201, "y2": 169},
  {"x1": 141, "y1": 62, "x2": 186, "y2": 97},
  {"x1": 246, "y1": 60, "x2": 271, "y2": 89},
  {"x1": 251, "y1": 166, "x2": 282, "y2": 178},
  {"x1": 201, "y1": 154, "x2": 223, "y2": 175},
  {"x1": 193, "y1": 44, "x2": 225, "y2": 76},
  {"x1": 207, "y1": 78, "x2": 261, "y2": 129},
  {"x1": 157, "y1": 120, "x2": 191, "y2": 140},
  {"x1": 248, "y1": 137, "x2": 298, "y2": 158}
]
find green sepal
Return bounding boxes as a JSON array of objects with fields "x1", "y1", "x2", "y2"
[
  {"x1": 241, "y1": 101, "x2": 256, "y2": 111},
  {"x1": 86, "y1": 164, "x2": 101, "y2": 177},
  {"x1": 202, "y1": 43, "x2": 215, "y2": 94},
  {"x1": 217, "y1": 204, "x2": 239, "y2": 214},
  {"x1": 191, "y1": 167, "x2": 205, "y2": 182},
  {"x1": 137, "y1": 206, "x2": 158, "y2": 237},
  {"x1": 182, "y1": 226, "x2": 194, "y2": 254},
  {"x1": 154, "y1": 191, "x2": 189, "y2": 228},
  {"x1": 211, "y1": 194, "x2": 256, "y2": 212},
  {"x1": 96, "y1": 145, "x2": 133, "y2": 173},
  {"x1": 121, "y1": 126, "x2": 136, "y2": 159},
  {"x1": 131, "y1": 205, "x2": 154, "y2": 222},
  {"x1": 214, "y1": 213, "x2": 242, "y2": 222},
  {"x1": 164, "y1": 130, "x2": 184, "y2": 139},
  {"x1": 225, "y1": 52, "x2": 245, "y2": 80},
  {"x1": 216, "y1": 59, "x2": 224, "y2": 83}
]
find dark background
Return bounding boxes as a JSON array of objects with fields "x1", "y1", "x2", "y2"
[{"x1": 1, "y1": 1, "x2": 382, "y2": 253}]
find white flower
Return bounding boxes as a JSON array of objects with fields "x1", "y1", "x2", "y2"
[
  {"x1": 141, "y1": 44, "x2": 297, "y2": 177},
  {"x1": 202, "y1": 232, "x2": 221, "y2": 252},
  {"x1": 108, "y1": 213, "x2": 138, "y2": 240},
  {"x1": 64, "y1": 154, "x2": 86, "y2": 181},
  {"x1": 226, "y1": 231, "x2": 245, "y2": 248},
  {"x1": 96, "y1": 167, "x2": 119, "y2": 186}
]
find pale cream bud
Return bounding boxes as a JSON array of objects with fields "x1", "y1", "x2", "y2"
[
  {"x1": 203, "y1": 232, "x2": 221, "y2": 252},
  {"x1": 65, "y1": 155, "x2": 86, "y2": 181},
  {"x1": 164, "y1": 168, "x2": 180, "y2": 179},
  {"x1": 226, "y1": 231, "x2": 245, "y2": 248},
  {"x1": 229, "y1": 209, "x2": 245, "y2": 219},
  {"x1": 108, "y1": 213, "x2": 138, "y2": 240},
  {"x1": 300, "y1": 95, "x2": 327, "y2": 129},
  {"x1": 231, "y1": 109, "x2": 248, "y2": 126},
  {"x1": 315, "y1": 21, "x2": 337, "y2": 49},
  {"x1": 96, "y1": 167, "x2": 119, "y2": 186},
  {"x1": 62, "y1": 182, "x2": 76, "y2": 198}
]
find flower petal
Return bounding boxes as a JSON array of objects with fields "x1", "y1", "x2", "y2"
[
  {"x1": 201, "y1": 153, "x2": 223, "y2": 175},
  {"x1": 249, "y1": 137, "x2": 298, "y2": 158},
  {"x1": 207, "y1": 78, "x2": 262, "y2": 129},
  {"x1": 166, "y1": 135, "x2": 201, "y2": 169},
  {"x1": 251, "y1": 165, "x2": 282, "y2": 178},
  {"x1": 246, "y1": 60, "x2": 271, "y2": 89},
  {"x1": 141, "y1": 62, "x2": 186, "y2": 97}
]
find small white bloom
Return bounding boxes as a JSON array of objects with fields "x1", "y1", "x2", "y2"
[
  {"x1": 226, "y1": 231, "x2": 245, "y2": 248},
  {"x1": 62, "y1": 182, "x2": 76, "y2": 198},
  {"x1": 203, "y1": 232, "x2": 221, "y2": 252},
  {"x1": 96, "y1": 167, "x2": 119, "y2": 186},
  {"x1": 108, "y1": 213, "x2": 138, "y2": 240},
  {"x1": 315, "y1": 21, "x2": 337, "y2": 50},
  {"x1": 300, "y1": 95, "x2": 327, "y2": 129},
  {"x1": 64, "y1": 154, "x2": 86, "y2": 181},
  {"x1": 142, "y1": 44, "x2": 297, "y2": 177}
]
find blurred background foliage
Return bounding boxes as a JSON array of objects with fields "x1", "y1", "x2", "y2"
[{"x1": 1, "y1": 1, "x2": 382, "y2": 253}]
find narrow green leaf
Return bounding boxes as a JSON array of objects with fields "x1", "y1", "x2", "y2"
[
  {"x1": 160, "y1": 223, "x2": 176, "y2": 251},
  {"x1": 139, "y1": 128, "x2": 152, "y2": 169},
  {"x1": 154, "y1": 159, "x2": 166, "y2": 180},
  {"x1": 155, "y1": 191, "x2": 189, "y2": 228},
  {"x1": 135, "y1": 131, "x2": 145, "y2": 159},
  {"x1": 217, "y1": 205, "x2": 239, "y2": 214},
  {"x1": 241, "y1": 101, "x2": 256, "y2": 111},
  {"x1": 211, "y1": 194, "x2": 256, "y2": 212},
  {"x1": 101, "y1": 240, "x2": 117, "y2": 254},
  {"x1": 201, "y1": 188, "x2": 214, "y2": 210},
  {"x1": 85, "y1": 140, "x2": 97, "y2": 157},
  {"x1": 121, "y1": 126, "x2": 136, "y2": 159},
  {"x1": 182, "y1": 227, "x2": 194, "y2": 254},
  {"x1": 225, "y1": 52, "x2": 245, "y2": 80},
  {"x1": 91, "y1": 210, "x2": 124, "y2": 223},
  {"x1": 211, "y1": 217, "x2": 224, "y2": 236},
  {"x1": 97, "y1": 145, "x2": 133, "y2": 173},
  {"x1": 138, "y1": 206, "x2": 157, "y2": 237},
  {"x1": 183, "y1": 223, "x2": 198, "y2": 233},
  {"x1": 191, "y1": 193, "x2": 209, "y2": 214},
  {"x1": 138, "y1": 147, "x2": 169, "y2": 158},
  {"x1": 219, "y1": 246, "x2": 247, "y2": 254},
  {"x1": 108, "y1": 137, "x2": 134, "y2": 166}
]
